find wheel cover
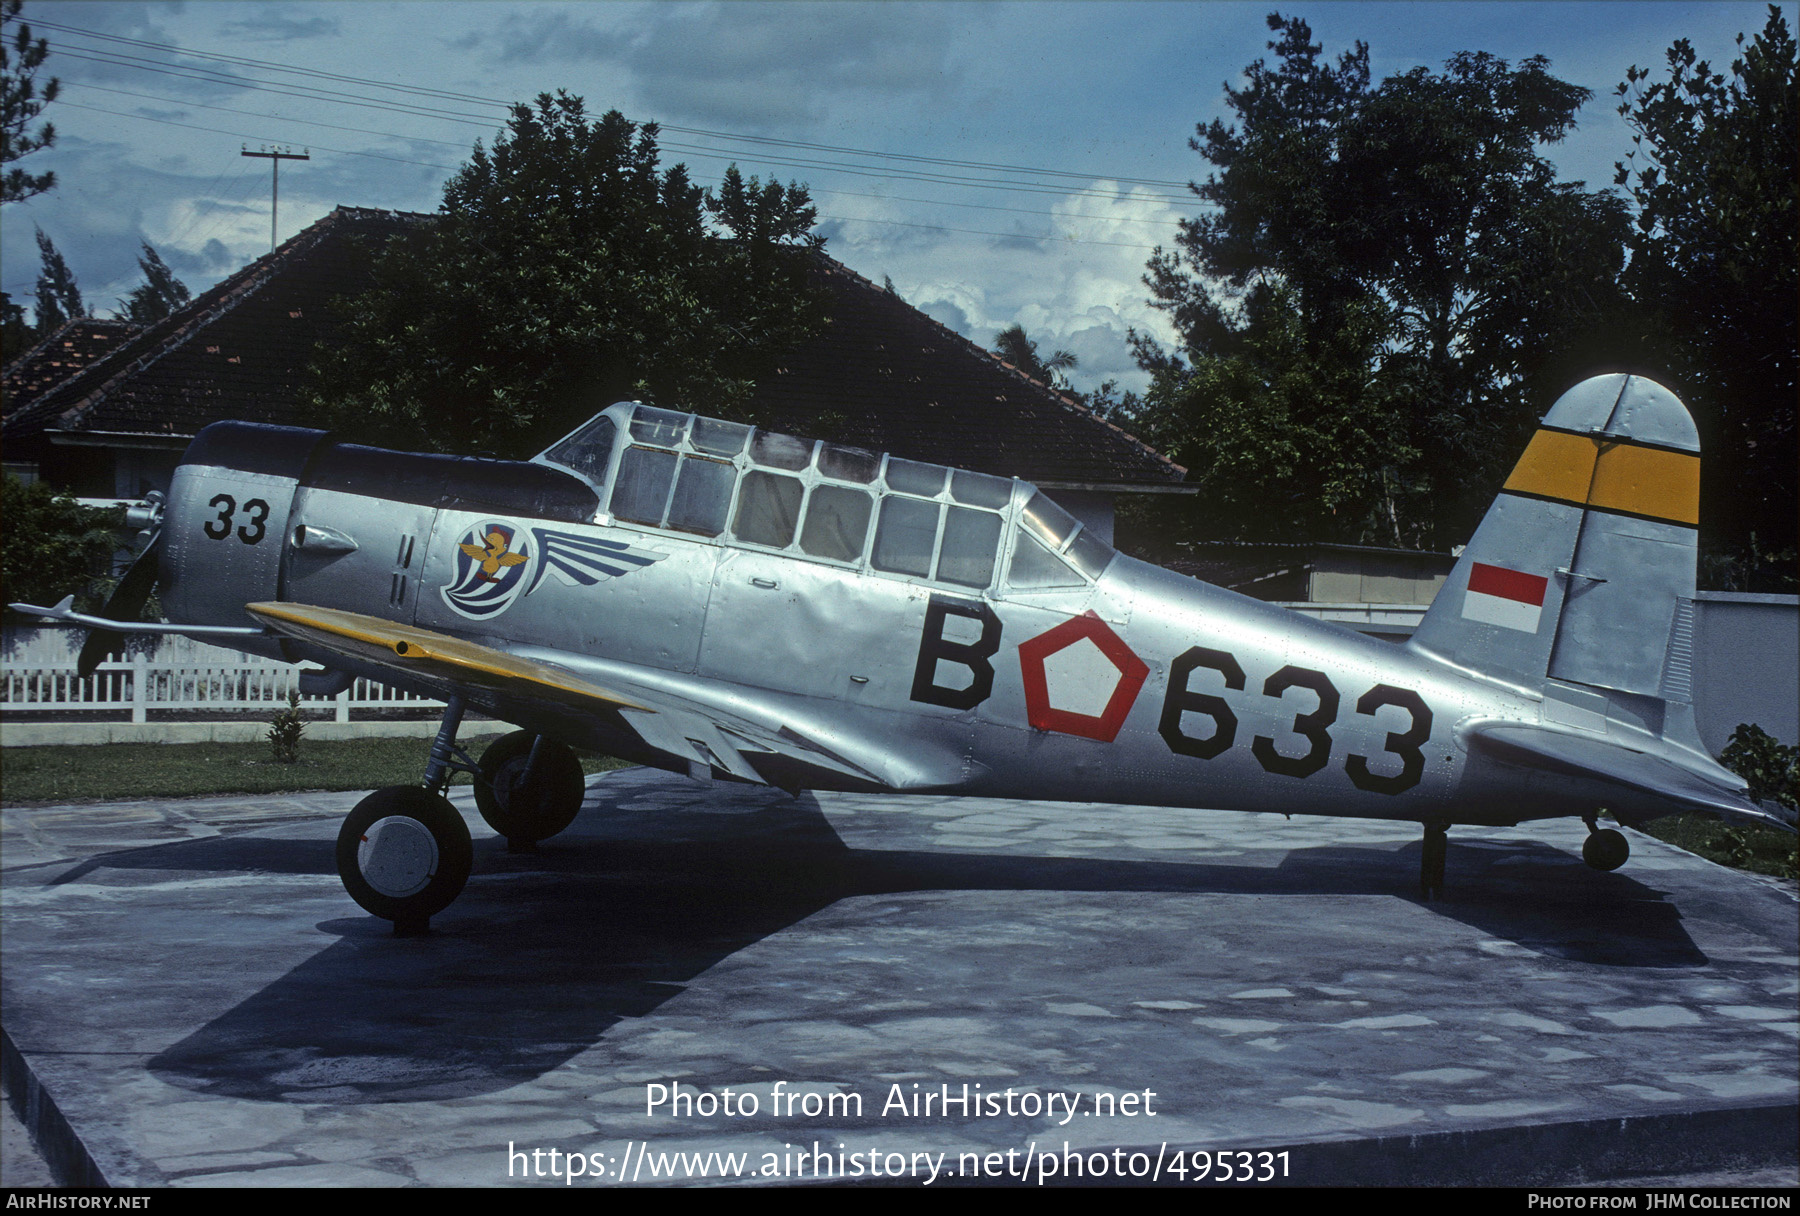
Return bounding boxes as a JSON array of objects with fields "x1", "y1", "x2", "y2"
[{"x1": 357, "y1": 815, "x2": 440, "y2": 898}]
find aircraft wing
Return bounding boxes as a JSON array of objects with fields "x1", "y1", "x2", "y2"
[
  {"x1": 244, "y1": 602, "x2": 922, "y2": 793},
  {"x1": 1464, "y1": 721, "x2": 1796, "y2": 833}
]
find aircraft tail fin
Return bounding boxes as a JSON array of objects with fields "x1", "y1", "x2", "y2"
[{"x1": 1408, "y1": 375, "x2": 1701, "y2": 705}]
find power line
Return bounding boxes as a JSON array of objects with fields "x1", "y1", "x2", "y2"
[
  {"x1": 60, "y1": 100, "x2": 1183, "y2": 252},
  {"x1": 54, "y1": 101, "x2": 463, "y2": 172},
  {"x1": 73, "y1": 81, "x2": 1187, "y2": 228},
  {"x1": 35, "y1": 15, "x2": 1202, "y2": 197}
]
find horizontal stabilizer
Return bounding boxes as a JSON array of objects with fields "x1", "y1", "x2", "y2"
[{"x1": 1466, "y1": 722, "x2": 1795, "y2": 832}]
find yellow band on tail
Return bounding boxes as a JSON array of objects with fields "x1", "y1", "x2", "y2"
[{"x1": 1502, "y1": 428, "x2": 1699, "y2": 526}]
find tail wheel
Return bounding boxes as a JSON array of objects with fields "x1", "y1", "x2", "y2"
[
  {"x1": 336, "y1": 786, "x2": 473, "y2": 932},
  {"x1": 1583, "y1": 827, "x2": 1630, "y2": 872},
  {"x1": 474, "y1": 731, "x2": 585, "y2": 846}
]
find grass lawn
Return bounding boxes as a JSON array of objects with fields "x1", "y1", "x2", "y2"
[
  {"x1": 1, "y1": 735, "x2": 629, "y2": 805},
  {"x1": 1637, "y1": 813, "x2": 1798, "y2": 882}
]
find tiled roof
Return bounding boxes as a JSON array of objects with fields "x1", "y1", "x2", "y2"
[
  {"x1": 2, "y1": 208, "x2": 426, "y2": 457},
  {"x1": 4, "y1": 206, "x2": 1184, "y2": 487},
  {"x1": 2, "y1": 318, "x2": 141, "y2": 419}
]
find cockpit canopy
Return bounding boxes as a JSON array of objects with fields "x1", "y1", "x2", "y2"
[{"x1": 534, "y1": 403, "x2": 1113, "y2": 593}]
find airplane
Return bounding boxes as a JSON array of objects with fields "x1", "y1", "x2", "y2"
[{"x1": 13, "y1": 373, "x2": 1793, "y2": 933}]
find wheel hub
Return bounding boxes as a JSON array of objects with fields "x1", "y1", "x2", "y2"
[{"x1": 358, "y1": 815, "x2": 440, "y2": 898}]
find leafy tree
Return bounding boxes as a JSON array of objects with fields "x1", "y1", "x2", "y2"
[
  {"x1": 309, "y1": 92, "x2": 828, "y2": 456},
  {"x1": 1, "y1": 290, "x2": 28, "y2": 361},
  {"x1": 1615, "y1": 5, "x2": 1798, "y2": 581},
  {"x1": 991, "y1": 323, "x2": 1076, "y2": 390},
  {"x1": 1130, "y1": 284, "x2": 1419, "y2": 545},
  {"x1": 1128, "y1": 14, "x2": 1631, "y2": 547},
  {"x1": 0, "y1": 477, "x2": 122, "y2": 615},
  {"x1": 32, "y1": 226, "x2": 82, "y2": 333},
  {"x1": 0, "y1": 0, "x2": 58, "y2": 204},
  {"x1": 119, "y1": 242, "x2": 192, "y2": 325}
]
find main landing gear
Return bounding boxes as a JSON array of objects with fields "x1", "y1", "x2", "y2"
[
  {"x1": 473, "y1": 730, "x2": 585, "y2": 851},
  {"x1": 334, "y1": 696, "x2": 584, "y2": 934},
  {"x1": 1582, "y1": 816, "x2": 1630, "y2": 871}
]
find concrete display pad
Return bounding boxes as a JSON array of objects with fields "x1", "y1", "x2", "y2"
[{"x1": 2, "y1": 768, "x2": 1795, "y2": 1188}]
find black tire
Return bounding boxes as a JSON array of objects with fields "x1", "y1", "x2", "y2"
[
  {"x1": 473, "y1": 731, "x2": 585, "y2": 844},
  {"x1": 336, "y1": 786, "x2": 473, "y2": 927},
  {"x1": 1582, "y1": 827, "x2": 1630, "y2": 872}
]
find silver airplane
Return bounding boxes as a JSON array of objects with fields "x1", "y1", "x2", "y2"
[{"x1": 15, "y1": 373, "x2": 1792, "y2": 932}]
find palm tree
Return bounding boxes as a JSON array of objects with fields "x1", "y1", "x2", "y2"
[{"x1": 991, "y1": 323, "x2": 1076, "y2": 390}]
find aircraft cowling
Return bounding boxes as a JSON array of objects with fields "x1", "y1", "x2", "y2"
[{"x1": 160, "y1": 422, "x2": 334, "y2": 661}]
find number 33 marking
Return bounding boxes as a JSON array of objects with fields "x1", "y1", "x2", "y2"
[{"x1": 202, "y1": 493, "x2": 269, "y2": 545}]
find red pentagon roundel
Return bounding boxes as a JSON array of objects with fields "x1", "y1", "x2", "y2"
[{"x1": 1016, "y1": 611, "x2": 1149, "y2": 742}]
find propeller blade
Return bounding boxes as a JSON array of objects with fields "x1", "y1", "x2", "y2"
[{"x1": 77, "y1": 530, "x2": 162, "y2": 679}]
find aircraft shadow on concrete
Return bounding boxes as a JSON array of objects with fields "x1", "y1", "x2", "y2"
[{"x1": 105, "y1": 787, "x2": 1704, "y2": 1103}]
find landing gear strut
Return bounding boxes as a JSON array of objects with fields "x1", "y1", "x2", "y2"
[
  {"x1": 335, "y1": 694, "x2": 477, "y2": 934},
  {"x1": 1582, "y1": 816, "x2": 1630, "y2": 871},
  {"x1": 1420, "y1": 819, "x2": 1448, "y2": 899}
]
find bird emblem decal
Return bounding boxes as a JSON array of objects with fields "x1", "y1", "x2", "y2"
[{"x1": 459, "y1": 529, "x2": 530, "y2": 583}]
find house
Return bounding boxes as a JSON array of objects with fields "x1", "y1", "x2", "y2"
[
  {"x1": 2, "y1": 207, "x2": 1189, "y2": 540},
  {"x1": 1, "y1": 317, "x2": 142, "y2": 484}
]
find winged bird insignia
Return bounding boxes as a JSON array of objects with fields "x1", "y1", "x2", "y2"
[{"x1": 459, "y1": 529, "x2": 530, "y2": 582}]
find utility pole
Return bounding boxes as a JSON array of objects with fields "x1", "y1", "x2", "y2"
[{"x1": 240, "y1": 145, "x2": 310, "y2": 254}]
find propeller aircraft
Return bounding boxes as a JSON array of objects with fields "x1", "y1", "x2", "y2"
[{"x1": 14, "y1": 373, "x2": 1791, "y2": 932}]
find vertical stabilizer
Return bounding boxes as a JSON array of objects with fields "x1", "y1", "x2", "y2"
[{"x1": 1409, "y1": 375, "x2": 1700, "y2": 700}]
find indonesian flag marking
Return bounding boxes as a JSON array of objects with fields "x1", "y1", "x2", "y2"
[{"x1": 1462, "y1": 562, "x2": 1549, "y2": 633}]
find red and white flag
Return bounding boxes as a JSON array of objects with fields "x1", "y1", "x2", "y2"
[{"x1": 1461, "y1": 562, "x2": 1548, "y2": 633}]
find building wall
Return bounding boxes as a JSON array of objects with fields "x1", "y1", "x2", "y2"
[
  {"x1": 1691, "y1": 592, "x2": 1800, "y2": 751},
  {"x1": 1308, "y1": 551, "x2": 1450, "y2": 605}
]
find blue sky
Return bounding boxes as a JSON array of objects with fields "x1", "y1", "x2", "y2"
[{"x1": 2, "y1": 1, "x2": 1789, "y2": 394}]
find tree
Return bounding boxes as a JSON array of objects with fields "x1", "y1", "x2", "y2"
[
  {"x1": 991, "y1": 323, "x2": 1076, "y2": 390},
  {"x1": 1, "y1": 290, "x2": 28, "y2": 361},
  {"x1": 1615, "y1": 5, "x2": 1798, "y2": 581},
  {"x1": 32, "y1": 226, "x2": 81, "y2": 334},
  {"x1": 0, "y1": 477, "x2": 122, "y2": 616},
  {"x1": 119, "y1": 243, "x2": 192, "y2": 325},
  {"x1": 1127, "y1": 14, "x2": 1632, "y2": 547},
  {"x1": 308, "y1": 92, "x2": 828, "y2": 456},
  {"x1": 1, "y1": 0, "x2": 58, "y2": 204}
]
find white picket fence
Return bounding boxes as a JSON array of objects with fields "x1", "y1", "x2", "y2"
[{"x1": 1, "y1": 628, "x2": 441, "y2": 723}]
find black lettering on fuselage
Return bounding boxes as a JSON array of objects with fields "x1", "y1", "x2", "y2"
[
  {"x1": 911, "y1": 594, "x2": 1001, "y2": 709},
  {"x1": 1154, "y1": 643, "x2": 1435, "y2": 795},
  {"x1": 1160, "y1": 646, "x2": 1245, "y2": 759}
]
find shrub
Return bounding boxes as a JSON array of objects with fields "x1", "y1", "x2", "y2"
[{"x1": 268, "y1": 692, "x2": 305, "y2": 763}]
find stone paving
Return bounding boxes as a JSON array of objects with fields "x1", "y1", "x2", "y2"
[{"x1": 2, "y1": 769, "x2": 1795, "y2": 1187}]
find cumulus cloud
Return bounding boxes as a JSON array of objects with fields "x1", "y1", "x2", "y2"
[
  {"x1": 449, "y1": 1, "x2": 961, "y2": 127},
  {"x1": 831, "y1": 180, "x2": 1187, "y2": 395}
]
